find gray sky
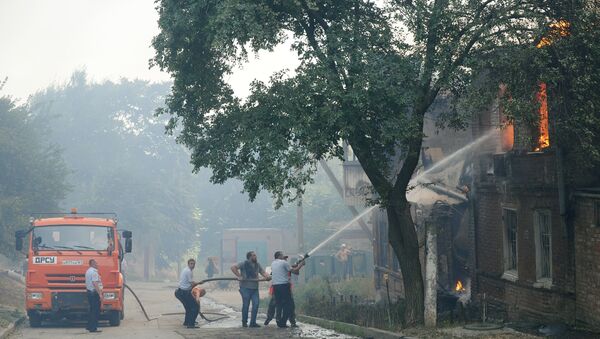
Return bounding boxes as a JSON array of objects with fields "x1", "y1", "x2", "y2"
[{"x1": 0, "y1": 0, "x2": 296, "y2": 101}]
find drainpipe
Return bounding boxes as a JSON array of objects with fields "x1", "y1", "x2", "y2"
[{"x1": 556, "y1": 147, "x2": 568, "y2": 238}]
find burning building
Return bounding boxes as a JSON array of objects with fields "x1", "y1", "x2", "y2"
[
  {"x1": 342, "y1": 74, "x2": 600, "y2": 332},
  {"x1": 472, "y1": 95, "x2": 600, "y2": 328}
]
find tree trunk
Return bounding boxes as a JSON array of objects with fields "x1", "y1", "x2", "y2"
[{"x1": 387, "y1": 199, "x2": 425, "y2": 326}]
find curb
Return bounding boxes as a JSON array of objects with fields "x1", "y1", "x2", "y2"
[
  {"x1": 0, "y1": 316, "x2": 25, "y2": 339},
  {"x1": 297, "y1": 314, "x2": 409, "y2": 339}
]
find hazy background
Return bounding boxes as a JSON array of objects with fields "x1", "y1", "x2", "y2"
[
  {"x1": 0, "y1": 0, "x2": 352, "y2": 280},
  {"x1": 0, "y1": 0, "x2": 296, "y2": 101}
]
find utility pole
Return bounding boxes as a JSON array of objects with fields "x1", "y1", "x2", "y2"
[
  {"x1": 296, "y1": 194, "x2": 305, "y2": 284},
  {"x1": 297, "y1": 194, "x2": 304, "y2": 254},
  {"x1": 424, "y1": 218, "x2": 438, "y2": 327}
]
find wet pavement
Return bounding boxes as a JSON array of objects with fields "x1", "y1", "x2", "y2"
[{"x1": 9, "y1": 281, "x2": 356, "y2": 339}]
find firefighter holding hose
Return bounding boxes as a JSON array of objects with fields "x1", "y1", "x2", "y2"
[
  {"x1": 231, "y1": 251, "x2": 271, "y2": 328},
  {"x1": 175, "y1": 258, "x2": 201, "y2": 328}
]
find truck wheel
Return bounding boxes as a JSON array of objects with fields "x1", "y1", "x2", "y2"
[
  {"x1": 28, "y1": 313, "x2": 42, "y2": 328},
  {"x1": 108, "y1": 310, "x2": 121, "y2": 326}
]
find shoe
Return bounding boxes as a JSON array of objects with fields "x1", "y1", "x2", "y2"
[
  {"x1": 277, "y1": 323, "x2": 289, "y2": 328},
  {"x1": 290, "y1": 323, "x2": 299, "y2": 328},
  {"x1": 186, "y1": 325, "x2": 200, "y2": 329},
  {"x1": 88, "y1": 329, "x2": 102, "y2": 333},
  {"x1": 249, "y1": 323, "x2": 261, "y2": 328},
  {"x1": 264, "y1": 319, "x2": 271, "y2": 325},
  {"x1": 242, "y1": 323, "x2": 248, "y2": 328}
]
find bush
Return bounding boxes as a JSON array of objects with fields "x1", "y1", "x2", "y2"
[{"x1": 292, "y1": 276, "x2": 403, "y2": 331}]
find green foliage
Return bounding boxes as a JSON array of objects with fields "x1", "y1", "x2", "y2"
[
  {"x1": 151, "y1": 0, "x2": 545, "y2": 206},
  {"x1": 294, "y1": 276, "x2": 402, "y2": 331},
  {"x1": 0, "y1": 96, "x2": 69, "y2": 257},
  {"x1": 294, "y1": 276, "x2": 375, "y2": 310}
]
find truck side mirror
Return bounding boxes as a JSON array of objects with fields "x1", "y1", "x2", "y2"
[
  {"x1": 125, "y1": 238, "x2": 132, "y2": 253},
  {"x1": 15, "y1": 231, "x2": 23, "y2": 251}
]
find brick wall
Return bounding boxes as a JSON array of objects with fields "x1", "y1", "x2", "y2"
[
  {"x1": 574, "y1": 195, "x2": 600, "y2": 330},
  {"x1": 474, "y1": 151, "x2": 576, "y2": 324}
]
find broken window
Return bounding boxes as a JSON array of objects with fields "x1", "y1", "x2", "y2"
[
  {"x1": 534, "y1": 210, "x2": 552, "y2": 283},
  {"x1": 503, "y1": 209, "x2": 518, "y2": 275}
]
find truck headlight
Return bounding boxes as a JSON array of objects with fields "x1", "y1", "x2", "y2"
[
  {"x1": 103, "y1": 292, "x2": 116, "y2": 300},
  {"x1": 29, "y1": 292, "x2": 43, "y2": 300}
]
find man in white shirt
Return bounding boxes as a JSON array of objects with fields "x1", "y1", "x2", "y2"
[
  {"x1": 85, "y1": 259, "x2": 102, "y2": 333},
  {"x1": 271, "y1": 251, "x2": 304, "y2": 328},
  {"x1": 175, "y1": 258, "x2": 200, "y2": 328}
]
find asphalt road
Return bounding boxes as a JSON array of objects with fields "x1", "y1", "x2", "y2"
[{"x1": 10, "y1": 281, "x2": 355, "y2": 339}]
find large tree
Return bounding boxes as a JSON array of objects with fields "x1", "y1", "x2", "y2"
[{"x1": 152, "y1": 0, "x2": 544, "y2": 324}]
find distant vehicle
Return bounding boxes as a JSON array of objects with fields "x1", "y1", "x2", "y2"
[{"x1": 15, "y1": 209, "x2": 132, "y2": 327}]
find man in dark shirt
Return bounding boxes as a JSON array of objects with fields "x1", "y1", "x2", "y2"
[{"x1": 231, "y1": 251, "x2": 270, "y2": 328}]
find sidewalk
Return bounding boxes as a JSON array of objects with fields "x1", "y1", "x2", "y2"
[{"x1": 0, "y1": 272, "x2": 25, "y2": 339}]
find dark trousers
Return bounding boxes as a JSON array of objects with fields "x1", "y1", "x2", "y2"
[
  {"x1": 273, "y1": 283, "x2": 292, "y2": 327},
  {"x1": 175, "y1": 288, "x2": 199, "y2": 326},
  {"x1": 239, "y1": 287, "x2": 259, "y2": 325},
  {"x1": 267, "y1": 290, "x2": 295, "y2": 324},
  {"x1": 86, "y1": 290, "x2": 101, "y2": 331}
]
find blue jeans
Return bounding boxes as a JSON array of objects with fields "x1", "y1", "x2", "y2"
[{"x1": 239, "y1": 287, "x2": 259, "y2": 325}]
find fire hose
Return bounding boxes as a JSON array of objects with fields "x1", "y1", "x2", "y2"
[
  {"x1": 124, "y1": 254, "x2": 310, "y2": 323},
  {"x1": 124, "y1": 277, "x2": 261, "y2": 323}
]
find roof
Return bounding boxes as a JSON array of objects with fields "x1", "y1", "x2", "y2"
[{"x1": 33, "y1": 217, "x2": 116, "y2": 227}]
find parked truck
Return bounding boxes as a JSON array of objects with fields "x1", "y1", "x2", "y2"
[{"x1": 14, "y1": 209, "x2": 132, "y2": 327}]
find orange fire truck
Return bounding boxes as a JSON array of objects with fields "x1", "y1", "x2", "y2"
[{"x1": 15, "y1": 209, "x2": 132, "y2": 327}]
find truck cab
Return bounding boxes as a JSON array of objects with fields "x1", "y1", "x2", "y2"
[{"x1": 15, "y1": 210, "x2": 132, "y2": 327}]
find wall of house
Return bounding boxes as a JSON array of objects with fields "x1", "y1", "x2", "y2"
[
  {"x1": 574, "y1": 194, "x2": 600, "y2": 330},
  {"x1": 474, "y1": 151, "x2": 576, "y2": 324}
]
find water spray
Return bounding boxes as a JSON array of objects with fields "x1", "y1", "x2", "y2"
[
  {"x1": 411, "y1": 130, "x2": 496, "y2": 185},
  {"x1": 307, "y1": 205, "x2": 378, "y2": 256}
]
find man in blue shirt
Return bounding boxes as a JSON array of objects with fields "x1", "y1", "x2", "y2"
[
  {"x1": 231, "y1": 251, "x2": 270, "y2": 328},
  {"x1": 175, "y1": 258, "x2": 200, "y2": 328},
  {"x1": 271, "y1": 251, "x2": 304, "y2": 328}
]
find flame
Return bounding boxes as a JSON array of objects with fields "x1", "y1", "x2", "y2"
[
  {"x1": 536, "y1": 20, "x2": 570, "y2": 48},
  {"x1": 499, "y1": 84, "x2": 514, "y2": 151},
  {"x1": 455, "y1": 280, "x2": 465, "y2": 292},
  {"x1": 534, "y1": 83, "x2": 550, "y2": 151}
]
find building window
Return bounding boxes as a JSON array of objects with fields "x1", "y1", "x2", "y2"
[
  {"x1": 594, "y1": 200, "x2": 600, "y2": 227},
  {"x1": 533, "y1": 210, "x2": 552, "y2": 287},
  {"x1": 502, "y1": 208, "x2": 518, "y2": 280}
]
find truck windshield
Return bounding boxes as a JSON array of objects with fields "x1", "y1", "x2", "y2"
[{"x1": 32, "y1": 225, "x2": 113, "y2": 251}]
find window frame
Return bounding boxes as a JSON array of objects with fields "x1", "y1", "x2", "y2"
[
  {"x1": 593, "y1": 200, "x2": 600, "y2": 227},
  {"x1": 502, "y1": 208, "x2": 518, "y2": 281},
  {"x1": 533, "y1": 209, "x2": 553, "y2": 288}
]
